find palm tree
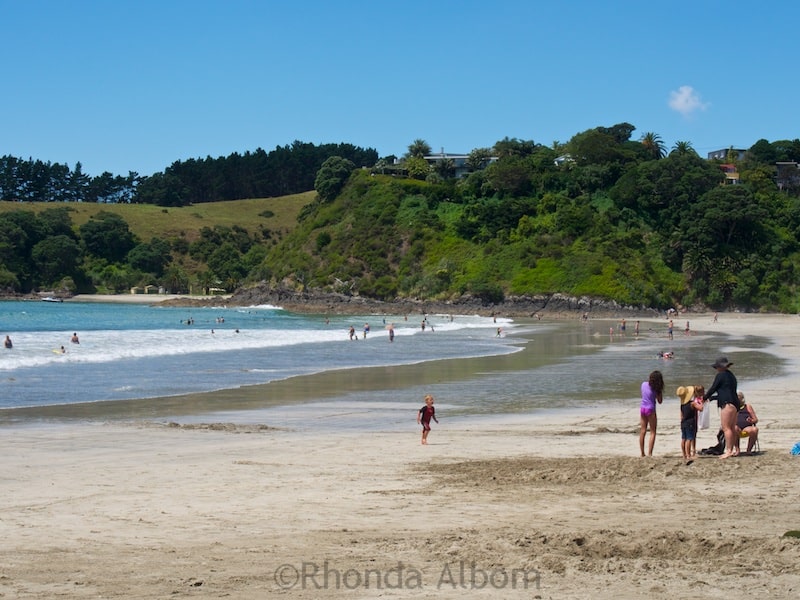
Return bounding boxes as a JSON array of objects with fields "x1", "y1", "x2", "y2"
[
  {"x1": 434, "y1": 157, "x2": 456, "y2": 179},
  {"x1": 406, "y1": 139, "x2": 432, "y2": 159},
  {"x1": 670, "y1": 140, "x2": 696, "y2": 156},
  {"x1": 640, "y1": 132, "x2": 666, "y2": 160}
]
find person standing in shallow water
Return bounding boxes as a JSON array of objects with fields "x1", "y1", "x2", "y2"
[{"x1": 639, "y1": 370, "x2": 664, "y2": 456}]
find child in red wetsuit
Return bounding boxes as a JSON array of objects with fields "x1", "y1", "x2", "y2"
[{"x1": 417, "y1": 394, "x2": 439, "y2": 445}]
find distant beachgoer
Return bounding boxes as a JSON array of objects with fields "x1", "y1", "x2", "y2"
[
  {"x1": 348, "y1": 326, "x2": 356, "y2": 341},
  {"x1": 658, "y1": 351, "x2": 674, "y2": 359},
  {"x1": 684, "y1": 321, "x2": 690, "y2": 335},
  {"x1": 635, "y1": 321, "x2": 640, "y2": 336},
  {"x1": 388, "y1": 324, "x2": 395, "y2": 342},
  {"x1": 639, "y1": 370, "x2": 664, "y2": 457},
  {"x1": 713, "y1": 312, "x2": 718, "y2": 323},
  {"x1": 496, "y1": 327, "x2": 502, "y2": 337},
  {"x1": 4, "y1": 335, "x2": 12, "y2": 349},
  {"x1": 71, "y1": 332, "x2": 80, "y2": 344},
  {"x1": 363, "y1": 323, "x2": 370, "y2": 339},
  {"x1": 620, "y1": 319, "x2": 626, "y2": 334},
  {"x1": 667, "y1": 320, "x2": 673, "y2": 340},
  {"x1": 60, "y1": 345, "x2": 66, "y2": 354},
  {"x1": 417, "y1": 394, "x2": 439, "y2": 445},
  {"x1": 421, "y1": 320, "x2": 426, "y2": 332}
]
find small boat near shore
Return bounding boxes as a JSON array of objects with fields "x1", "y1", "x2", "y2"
[{"x1": 41, "y1": 296, "x2": 63, "y2": 303}]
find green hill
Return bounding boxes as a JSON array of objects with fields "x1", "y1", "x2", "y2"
[
  {"x1": 259, "y1": 159, "x2": 800, "y2": 313},
  {"x1": 0, "y1": 192, "x2": 313, "y2": 243}
]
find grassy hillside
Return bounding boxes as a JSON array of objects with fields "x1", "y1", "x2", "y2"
[
  {"x1": 0, "y1": 192, "x2": 314, "y2": 243},
  {"x1": 261, "y1": 170, "x2": 780, "y2": 311}
]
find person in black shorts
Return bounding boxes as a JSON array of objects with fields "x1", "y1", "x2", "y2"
[{"x1": 704, "y1": 356, "x2": 738, "y2": 459}]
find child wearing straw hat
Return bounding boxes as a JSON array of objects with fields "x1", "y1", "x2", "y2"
[{"x1": 678, "y1": 385, "x2": 704, "y2": 460}]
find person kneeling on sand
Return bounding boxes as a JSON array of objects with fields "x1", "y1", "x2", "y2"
[{"x1": 735, "y1": 392, "x2": 759, "y2": 454}]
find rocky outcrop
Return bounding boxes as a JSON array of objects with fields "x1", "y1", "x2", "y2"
[{"x1": 209, "y1": 283, "x2": 662, "y2": 318}]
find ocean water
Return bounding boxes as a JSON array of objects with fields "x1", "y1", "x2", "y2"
[
  {"x1": 0, "y1": 301, "x2": 786, "y2": 430},
  {"x1": 0, "y1": 300, "x2": 516, "y2": 409}
]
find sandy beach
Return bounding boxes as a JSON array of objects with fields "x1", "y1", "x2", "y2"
[{"x1": 2, "y1": 313, "x2": 800, "y2": 599}]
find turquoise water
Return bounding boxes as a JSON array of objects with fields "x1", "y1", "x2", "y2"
[
  {"x1": 0, "y1": 300, "x2": 516, "y2": 411},
  {"x1": 0, "y1": 301, "x2": 786, "y2": 429}
]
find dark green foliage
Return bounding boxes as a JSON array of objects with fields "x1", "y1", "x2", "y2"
[
  {"x1": 135, "y1": 142, "x2": 378, "y2": 206},
  {"x1": 0, "y1": 156, "x2": 137, "y2": 203},
  {"x1": 127, "y1": 238, "x2": 172, "y2": 277},
  {"x1": 31, "y1": 235, "x2": 82, "y2": 287},
  {"x1": 314, "y1": 156, "x2": 356, "y2": 202},
  {"x1": 207, "y1": 242, "x2": 247, "y2": 286},
  {"x1": 315, "y1": 231, "x2": 332, "y2": 253},
  {"x1": 1, "y1": 141, "x2": 377, "y2": 206},
  {"x1": 79, "y1": 212, "x2": 138, "y2": 263}
]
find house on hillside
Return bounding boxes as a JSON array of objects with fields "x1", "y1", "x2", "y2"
[
  {"x1": 423, "y1": 151, "x2": 497, "y2": 179},
  {"x1": 719, "y1": 163, "x2": 740, "y2": 184},
  {"x1": 776, "y1": 161, "x2": 800, "y2": 192},
  {"x1": 707, "y1": 148, "x2": 747, "y2": 161}
]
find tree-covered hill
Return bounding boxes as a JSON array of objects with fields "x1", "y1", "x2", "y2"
[
  {"x1": 0, "y1": 141, "x2": 377, "y2": 205},
  {"x1": 0, "y1": 194, "x2": 312, "y2": 295},
  {"x1": 261, "y1": 132, "x2": 800, "y2": 313}
]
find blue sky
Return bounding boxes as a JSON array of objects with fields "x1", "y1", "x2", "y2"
[{"x1": 2, "y1": 1, "x2": 797, "y2": 178}]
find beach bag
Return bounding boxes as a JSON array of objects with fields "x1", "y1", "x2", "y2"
[
  {"x1": 700, "y1": 430, "x2": 726, "y2": 455},
  {"x1": 698, "y1": 402, "x2": 710, "y2": 430},
  {"x1": 791, "y1": 442, "x2": 800, "y2": 456}
]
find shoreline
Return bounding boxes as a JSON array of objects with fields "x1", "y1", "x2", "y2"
[
  {"x1": 63, "y1": 290, "x2": 664, "y2": 318},
  {"x1": 1, "y1": 312, "x2": 795, "y2": 426}
]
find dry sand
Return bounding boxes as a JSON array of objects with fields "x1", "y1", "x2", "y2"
[{"x1": 1, "y1": 313, "x2": 800, "y2": 599}]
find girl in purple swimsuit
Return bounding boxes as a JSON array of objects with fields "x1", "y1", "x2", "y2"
[{"x1": 639, "y1": 370, "x2": 664, "y2": 456}]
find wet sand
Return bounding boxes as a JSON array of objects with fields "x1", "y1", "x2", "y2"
[{"x1": 1, "y1": 313, "x2": 800, "y2": 598}]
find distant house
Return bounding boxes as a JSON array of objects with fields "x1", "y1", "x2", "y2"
[
  {"x1": 776, "y1": 161, "x2": 800, "y2": 192},
  {"x1": 719, "y1": 163, "x2": 740, "y2": 185},
  {"x1": 707, "y1": 148, "x2": 747, "y2": 161},
  {"x1": 554, "y1": 154, "x2": 574, "y2": 167},
  {"x1": 423, "y1": 151, "x2": 497, "y2": 179}
]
